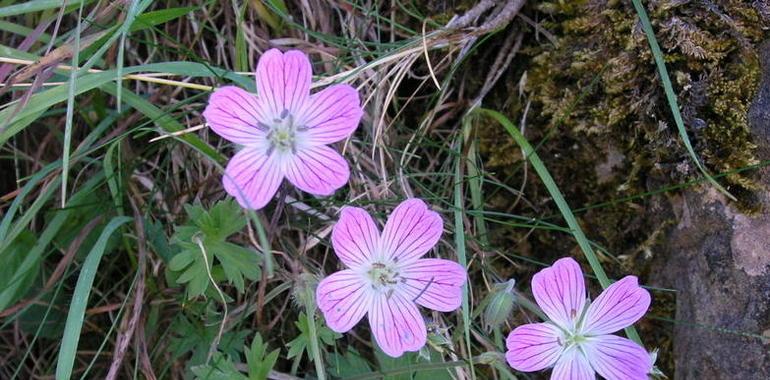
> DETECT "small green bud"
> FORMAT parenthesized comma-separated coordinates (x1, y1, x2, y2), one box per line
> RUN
(476, 351, 505, 365)
(483, 279, 517, 331)
(292, 272, 319, 310)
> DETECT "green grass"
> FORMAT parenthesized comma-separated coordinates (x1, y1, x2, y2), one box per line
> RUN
(0, 1, 765, 379)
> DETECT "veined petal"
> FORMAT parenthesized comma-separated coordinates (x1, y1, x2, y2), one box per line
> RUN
(398, 258, 466, 312)
(550, 346, 595, 380)
(222, 147, 283, 210)
(505, 323, 565, 372)
(581, 335, 652, 380)
(299, 84, 363, 145)
(283, 145, 350, 196)
(581, 276, 651, 335)
(380, 199, 443, 264)
(331, 207, 380, 268)
(316, 270, 372, 333)
(531, 258, 587, 331)
(368, 291, 427, 357)
(256, 49, 312, 117)
(203, 86, 269, 145)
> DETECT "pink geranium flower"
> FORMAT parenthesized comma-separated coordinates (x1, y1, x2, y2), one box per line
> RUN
(506, 258, 652, 380)
(316, 199, 467, 357)
(203, 49, 363, 209)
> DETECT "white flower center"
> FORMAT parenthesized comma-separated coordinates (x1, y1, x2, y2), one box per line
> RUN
(264, 109, 306, 154)
(366, 262, 403, 291)
(560, 332, 588, 348)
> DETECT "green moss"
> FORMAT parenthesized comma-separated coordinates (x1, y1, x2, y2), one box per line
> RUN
(480, 0, 768, 201)
(474, 0, 768, 289)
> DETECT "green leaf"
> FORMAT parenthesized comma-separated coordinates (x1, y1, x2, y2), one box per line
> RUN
(0, 174, 103, 310)
(0, 231, 38, 307)
(212, 242, 260, 293)
(146, 219, 175, 262)
(169, 200, 260, 298)
(192, 353, 248, 380)
(169, 315, 250, 369)
(0, 0, 86, 17)
(198, 200, 248, 240)
(245, 333, 280, 380)
(130, 7, 196, 33)
(55, 216, 132, 380)
(286, 313, 340, 361)
(328, 350, 372, 377)
(375, 349, 416, 380)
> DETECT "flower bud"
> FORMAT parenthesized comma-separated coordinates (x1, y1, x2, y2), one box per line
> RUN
(292, 272, 319, 310)
(483, 279, 517, 331)
(476, 351, 505, 365)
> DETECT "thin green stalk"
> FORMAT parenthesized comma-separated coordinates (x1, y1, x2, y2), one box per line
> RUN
(194, 236, 229, 364)
(301, 277, 326, 380)
(453, 136, 475, 379)
(247, 210, 274, 278)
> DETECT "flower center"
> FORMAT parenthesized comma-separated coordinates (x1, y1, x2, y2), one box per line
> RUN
(557, 330, 587, 350)
(264, 109, 306, 154)
(367, 262, 402, 291)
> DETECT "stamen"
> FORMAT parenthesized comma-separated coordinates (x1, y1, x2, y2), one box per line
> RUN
(265, 110, 300, 154)
(367, 261, 401, 291)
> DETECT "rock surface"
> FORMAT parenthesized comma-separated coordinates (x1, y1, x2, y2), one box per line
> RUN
(652, 40, 770, 379)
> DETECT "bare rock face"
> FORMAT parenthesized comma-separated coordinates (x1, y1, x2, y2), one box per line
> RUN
(653, 41, 770, 379)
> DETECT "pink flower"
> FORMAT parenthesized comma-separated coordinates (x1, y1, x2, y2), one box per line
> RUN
(506, 258, 652, 380)
(316, 199, 467, 357)
(203, 49, 363, 210)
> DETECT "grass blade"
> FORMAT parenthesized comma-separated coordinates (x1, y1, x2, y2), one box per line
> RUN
(55, 216, 132, 380)
(0, 0, 85, 18)
(479, 108, 642, 344)
(61, 0, 84, 206)
(630, 0, 734, 200)
(453, 136, 475, 379)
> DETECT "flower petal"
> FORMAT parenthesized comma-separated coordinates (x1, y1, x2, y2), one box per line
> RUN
(299, 84, 363, 145)
(531, 257, 587, 331)
(550, 347, 595, 380)
(203, 86, 270, 145)
(368, 291, 427, 357)
(505, 322, 565, 372)
(582, 335, 652, 380)
(581, 276, 651, 335)
(223, 147, 283, 210)
(256, 49, 312, 117)
(316, 270, 372, 333)
(380, 199, 443, 264)
(398, 258, 466, 312)
(284, 145, 350, 196)
(331, 207, 380, 268)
